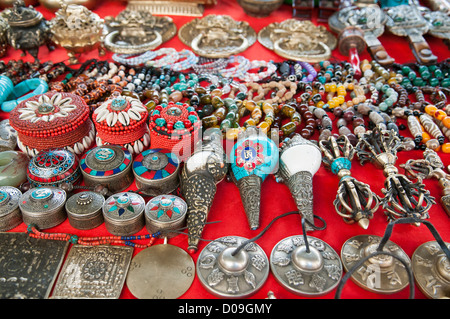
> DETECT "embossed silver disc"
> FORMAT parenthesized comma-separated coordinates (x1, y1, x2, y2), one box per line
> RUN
(196, 236, 269, 298)
(270, 235, 342, 296)
(412, 241, 450, 299)
(341, 234, 411, 294)
(51, 245, 133, 299)
(126, 244, 195, 299)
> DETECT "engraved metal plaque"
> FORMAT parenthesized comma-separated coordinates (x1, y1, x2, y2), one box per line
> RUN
(126, 244, 195, 299)
(412, 241, 450, 299)
(0, 232, 69, 299)
(270, 235, 342, 296)
(341, 234, 411, 294)
(196, 236, 270, 298)
(51, 245, 133, 299)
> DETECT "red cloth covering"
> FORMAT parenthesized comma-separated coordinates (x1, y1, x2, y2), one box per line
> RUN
(1, 0, 450, 300)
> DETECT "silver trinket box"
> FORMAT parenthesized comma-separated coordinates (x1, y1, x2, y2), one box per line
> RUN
(65, 191, 105, 230)
(0, 186, 22, 231)
(103, 192, 145, 236)
(144, 195, 187, 238)
(133, 148, 180, 196)
(19, 186, 67, 229)
(80, 145, 134, 193)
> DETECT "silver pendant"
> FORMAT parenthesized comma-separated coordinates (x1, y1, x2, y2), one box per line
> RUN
(65, 191, 105, 230)
(412, 240, 450, 299)
(133, 148, 181, 196)
(80, 145, 134, 193)
(340, 234, 411, 294)
(19, 186, 67, 229)
(144, 194, 187, 238)
(126, 243, 195, 299)
(270, 235, 342, 296)
(0, 186, 22, 231)
(102, 192, 145, 236)
(0, 232, 69, 299)
(51, 245, 133, 299)
(196, 236, 269, 298)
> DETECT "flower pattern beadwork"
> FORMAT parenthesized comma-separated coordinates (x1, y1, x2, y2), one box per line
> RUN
(17, 93, 76, 123)
(235, 140, 264, 172)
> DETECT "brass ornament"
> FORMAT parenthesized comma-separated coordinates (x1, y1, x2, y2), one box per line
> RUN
(412, 240, 450, 299)
(270, 235, 342, 296)
(104, 8, 176, 55)
(126, 243, 195, 299)
(0, 15, 8, 57)
(178, 14, 256, 58)
(257, 19, 337, 63)
(320, 135, 380, 229)
(355, 126, 435, 224)
(401, 148, 450, 217)
(340, 234, 411, 294)
(383, 4, 438, 64)
(126, 0, 217, 17)
(196, 236, 270, 298)
(49, 3, 105, 64)
(38, 0, 97, 11)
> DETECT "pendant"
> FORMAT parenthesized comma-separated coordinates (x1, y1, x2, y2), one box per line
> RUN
(126, 242, 195, 299)
(270, 235, 342, 296)
(51, 245, 133, 299)
(412, 240, 450, 299)
(196, 236, 269, 298)
(340, 234, 411, 294)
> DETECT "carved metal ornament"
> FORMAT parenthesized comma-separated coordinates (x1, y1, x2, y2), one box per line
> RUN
(51, 245, 133, 299)
(412, 240, 450, 299)
(320, 135, 380, 229)
(65, 191, 105, 230)
(178, 14, 256, 58)
(197, 236, 269, 298)
(257, 19, 337, 63)
(2, 0, 53, 60)
(420, 8, 450, 42)
(401, 148, 450, 217)
(328, 5, 395, 66)
(355, 126, 435, 224)
(229, 126, 279, 230)
(180, 128, 228, 253)
(126, 243, 195, 299)
(0, 232, 69, 299)
(383, 4, 438, 64)
(0, 15, 8, 57)
(126, 0, 217, 17)
(341, 234, 411, 294)
(49, 3, 105, 64)
(104, 8, 176, 54)
(275, 134, 322, 231)
(270, 235, 342, 296)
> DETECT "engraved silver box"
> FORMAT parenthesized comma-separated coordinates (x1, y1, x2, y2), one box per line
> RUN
(65, 191, 105, 230)
(103, 192, 145, 236)
(80, 145, 134, 193)
(19, 186, 67, 229)
(0, 186, 22, 231)
(144, 194, 187, 238)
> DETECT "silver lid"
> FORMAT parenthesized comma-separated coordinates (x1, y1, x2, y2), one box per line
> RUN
(0, 186, 21, 218)
(19, 187, 67, 216)
(65, 191, 105, 219)
(103, 192, 145, 225)
(80, 145, 133, 180)
(145, 195, 187, 236)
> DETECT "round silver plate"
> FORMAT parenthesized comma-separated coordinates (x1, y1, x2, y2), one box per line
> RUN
(341, 234, 411, 294)
(270, 235, 342, 296)
(412, 241, 450, 299)
(196, 236, 269, 298)
(126, 244, 195, 299)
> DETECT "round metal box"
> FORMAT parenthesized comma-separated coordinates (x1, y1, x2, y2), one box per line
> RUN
(133, 148, 180, 196)
(0, 186, 22, 231)
(103, 192, 145, 236)
(144, 195, 187, 238)
(65, 191, 105, 230)
(19, 186, 67, 229)
(27, 149, 81, 188)
(80, 145, 133, 193)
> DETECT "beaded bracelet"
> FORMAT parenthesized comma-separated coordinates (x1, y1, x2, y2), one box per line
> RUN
(219, 55, 251, 79)
(144, 48, 179, 68)
(192, 57, 229, 74)
(112, 51, 158, 66)
(171, 49, 199, 72)
(239, 60, 277, 82)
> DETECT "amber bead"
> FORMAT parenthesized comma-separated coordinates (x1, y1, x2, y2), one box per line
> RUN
(300, 128, 313, 139)
(281, 104, 296, 118)
(281, 121, 297, 136)
(441, 143, 450, 153)
(442, 116, 450, 129)
(211, 96, 224, 109)
(214, 107, 226, 120)
(202, 115, 218, 128)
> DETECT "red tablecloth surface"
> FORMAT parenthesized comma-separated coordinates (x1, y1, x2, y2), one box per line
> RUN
(1, 0, 449, 300)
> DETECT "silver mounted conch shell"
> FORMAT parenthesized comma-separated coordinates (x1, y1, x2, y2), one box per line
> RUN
(320, 135, 380, 229)
(355, 126, 435, 224)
